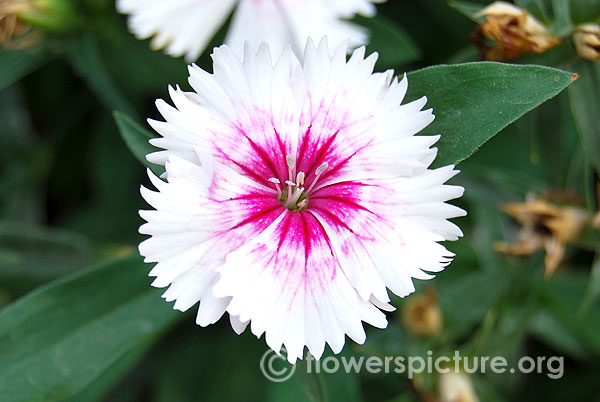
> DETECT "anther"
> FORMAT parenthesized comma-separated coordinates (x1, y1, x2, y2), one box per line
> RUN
(296, 172, 305, 186)
(305, 162, 329, 195)
(315, 162, 329, 176)
(268, 177, 282, 198)
(286, 155, 295, 171)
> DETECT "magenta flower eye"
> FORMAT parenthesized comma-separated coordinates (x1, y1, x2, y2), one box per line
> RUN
(138, 39, 465, 363)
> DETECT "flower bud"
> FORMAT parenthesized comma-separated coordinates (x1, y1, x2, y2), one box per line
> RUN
(572, 23, 600, 61)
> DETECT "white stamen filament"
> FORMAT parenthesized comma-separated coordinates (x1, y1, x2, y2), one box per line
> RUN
(286, 154, 295, 200)
(273, 156, 329, 211)
(304, 162, 328, 195)
(269, 177, 282, 198)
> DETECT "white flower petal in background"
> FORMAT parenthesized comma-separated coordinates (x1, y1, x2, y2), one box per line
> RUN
(117, 0, 385, 61)
(117, 0, 238, 62)
(139, 39, 465, 363)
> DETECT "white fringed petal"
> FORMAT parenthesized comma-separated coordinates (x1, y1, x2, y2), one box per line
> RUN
(139, 39, 465, 362)
(117, 0, 237, 62)
(212, 212, 388, 363)
(117, 0, 385, 61)
(139, 156, 284, 326)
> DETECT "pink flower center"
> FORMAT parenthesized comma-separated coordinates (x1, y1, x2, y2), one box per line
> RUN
(269, 155, 329, 212)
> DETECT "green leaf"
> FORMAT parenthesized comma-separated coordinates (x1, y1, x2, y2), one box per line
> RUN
(569, 0, 600, 24)
(0, 255, 180, 402)
(406, 62, 574, 167)
(113, 111, 162, 175)
(0, 223, 94, 298)
(269, 349, 363, 402)
(67, 33, 138, 119)
(356, 14, 421, 68)
(568, 60, 600, 174)
(0, 143, 52, 222)
(535, 272, 600, 356)
(72, 340, 154, 402)
(0, 46, 51, 91)
(580, 254, 600, 314)
(268, 375, 315, 402)
(528, 309, 589, 359)
(439, 268, 510, 338)
(295, 361, 326, 402)
(154, 330, 270, 402)
(315, 355, 363, 402)
(448, 0, 486, 22)
(472, 376, 511, 402)
(574, 223, 600, 252)
(97, 20, 188, 95)
(550, 0, 573, 36)
(514, 0, 552, 24)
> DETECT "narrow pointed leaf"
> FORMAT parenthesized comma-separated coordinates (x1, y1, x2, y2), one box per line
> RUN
(550, 0, 573, 36)
(113, 111, 162, 175)
(355, 14, 421, 68)
(568, 61, 600, 174)
(67, 34, 137, 119)
(0, 47, 51, 91)
(406, 62, 574, 167)
(295, 360, 325, 402)
(0, 223, 94, 298)
(0, 255, 180, 402)
(514, 0, 552, 24)
(448, 0, 486, 22)
(580, 255, 600, 314)
(528, 310, 588, 359)
(535, 273, 600, 356)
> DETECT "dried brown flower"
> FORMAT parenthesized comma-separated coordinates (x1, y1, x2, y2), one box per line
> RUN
(472, 1, 561, 61)
(0, 0, 42, 49)
(494, 195, 591, 277)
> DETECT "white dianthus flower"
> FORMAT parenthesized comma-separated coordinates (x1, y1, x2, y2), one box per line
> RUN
(117, 0, 384, 61)
(139, 39, 465, 363)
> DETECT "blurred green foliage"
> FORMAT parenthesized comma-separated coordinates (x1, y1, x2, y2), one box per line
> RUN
(0, 0, 599, 401)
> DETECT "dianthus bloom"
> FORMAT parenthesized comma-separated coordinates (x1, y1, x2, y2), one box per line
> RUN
(116, 0, 383, 61)
(139, 39, 465, 363)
